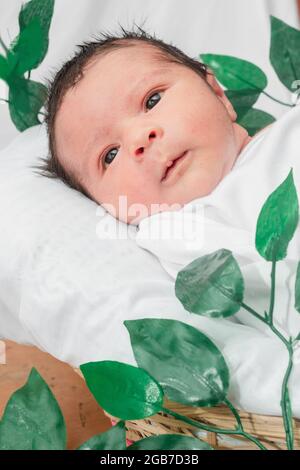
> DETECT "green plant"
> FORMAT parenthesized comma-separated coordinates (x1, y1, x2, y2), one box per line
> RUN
(201, 16, 300, 136)
(0, 0, 54, 131)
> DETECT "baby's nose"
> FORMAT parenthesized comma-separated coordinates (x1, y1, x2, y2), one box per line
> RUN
(130, 125, 163, 157)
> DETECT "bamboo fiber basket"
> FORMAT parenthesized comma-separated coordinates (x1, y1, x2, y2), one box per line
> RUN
(74, 369, 300, 450)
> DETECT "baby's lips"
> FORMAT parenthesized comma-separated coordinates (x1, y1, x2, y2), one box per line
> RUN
(161, 150, 187, 181)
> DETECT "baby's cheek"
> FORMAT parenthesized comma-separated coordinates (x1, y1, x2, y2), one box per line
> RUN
(196, 152, 228, 194)
(183, 109, 207, 137)
(125, 179, 144, 201)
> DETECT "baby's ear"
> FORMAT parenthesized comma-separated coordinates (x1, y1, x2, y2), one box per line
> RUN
(205, 68, 237, 121)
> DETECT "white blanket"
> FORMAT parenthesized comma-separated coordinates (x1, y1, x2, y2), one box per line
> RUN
(135, 105, 300, 417)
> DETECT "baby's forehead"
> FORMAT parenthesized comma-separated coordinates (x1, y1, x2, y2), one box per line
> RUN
(84, 41, 175, 78)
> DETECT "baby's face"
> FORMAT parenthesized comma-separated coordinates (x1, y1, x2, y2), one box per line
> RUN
(55, 43, 250, 225)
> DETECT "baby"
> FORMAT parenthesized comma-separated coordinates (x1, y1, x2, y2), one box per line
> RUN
(38, 27, 254, 226)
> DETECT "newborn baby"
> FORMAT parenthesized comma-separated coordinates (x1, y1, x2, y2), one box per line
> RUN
(39, 28, 254, 225)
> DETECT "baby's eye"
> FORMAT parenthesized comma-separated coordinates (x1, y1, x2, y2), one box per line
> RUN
(103, 147, 118, 167)
(145, 91, 162, 110)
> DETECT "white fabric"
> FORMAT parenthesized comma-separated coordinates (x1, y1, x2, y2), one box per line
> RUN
(136, 105, 300, 417)
(0, 0, 299, 149)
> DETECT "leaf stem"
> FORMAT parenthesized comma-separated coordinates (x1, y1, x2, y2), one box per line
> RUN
(161, 406, 267, 450)
(239, 300, 267, 324)
(264, 261, 294, 450)
(223, 397, 244, 430)
(237, 260, 294, 449)
(261, 90, 295, 107)
(222, 397, 270, 449)
(280, 340, 294, 450)
(268, 260, 276, 324)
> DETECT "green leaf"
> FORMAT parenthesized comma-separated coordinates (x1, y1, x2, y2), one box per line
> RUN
(236, 108, 276, 136)
(225, 89, 260, 119)
(255, 170, 299, 261)
(295, 262, 300, 313)
(295, 332, 300, 341)
(0, 54, 10, 81)
(127, 434, 214, 450)
(0, 50, 19, 82)
(80, 361, 164, 420)
(5, 51, 19, 79)
(200, 53, 267, 91)
(175, 249, 244, 318)
(19, 0, 54, 31)
(125, 319, 229, 407)
(8, 77, 47, 131)
(18, 0, 54, 67)
(0, 368, 66, 450)
(11, 18, 45, 75)
(77, 421, 127, 450)
(270, 16, 300, 92)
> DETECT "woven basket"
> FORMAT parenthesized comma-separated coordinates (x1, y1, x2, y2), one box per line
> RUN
(74, 369, 300, 450)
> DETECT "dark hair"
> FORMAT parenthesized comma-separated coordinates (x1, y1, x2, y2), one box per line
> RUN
(33, 24, 209, 200)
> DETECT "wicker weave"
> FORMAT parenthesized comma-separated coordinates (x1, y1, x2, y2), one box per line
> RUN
(104, 399, 300, 450)
(74, 369, 300, 450)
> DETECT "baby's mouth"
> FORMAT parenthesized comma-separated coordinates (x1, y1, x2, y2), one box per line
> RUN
(161, 151, 188, 181)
